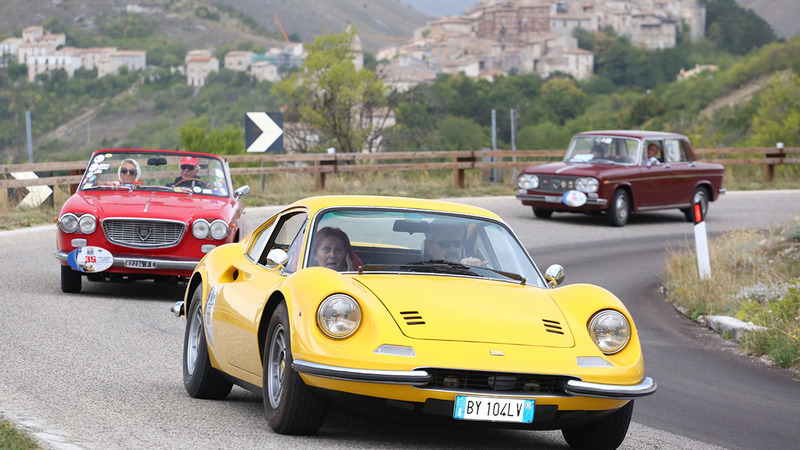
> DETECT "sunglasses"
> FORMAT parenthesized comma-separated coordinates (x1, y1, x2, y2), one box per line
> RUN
(435, 240, 463, 249)
(120, 168, 137, 175)
(180, 164, 196, 170)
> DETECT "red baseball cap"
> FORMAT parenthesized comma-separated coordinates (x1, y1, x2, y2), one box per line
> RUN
(180, 156, 199, 166)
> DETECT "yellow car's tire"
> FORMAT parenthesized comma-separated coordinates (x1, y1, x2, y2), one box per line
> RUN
(183, 285, 233, 399)
(561, 400, 633, 450)
(263, 301, 327, 435)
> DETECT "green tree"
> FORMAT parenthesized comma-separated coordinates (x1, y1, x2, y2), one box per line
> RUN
(702, 0, 776, 55)
(540, 78, 587, 125)
(272, 28, 387, 153)
(431, 116, 485, 150)
(179, 117, 243, 155)
(750, 73, 800, 147)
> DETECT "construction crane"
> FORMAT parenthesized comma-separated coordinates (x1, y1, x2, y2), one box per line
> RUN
(273, 13, 289, 42)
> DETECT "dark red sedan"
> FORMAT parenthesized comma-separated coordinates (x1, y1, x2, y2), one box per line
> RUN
(516, 131, 725, 226)
(54, 149, 250, 293)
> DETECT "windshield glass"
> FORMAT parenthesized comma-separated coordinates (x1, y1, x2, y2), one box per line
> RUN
(564, 136, 640, 165)
(78, 151, 230, 197)
(306, 208, 545, 287)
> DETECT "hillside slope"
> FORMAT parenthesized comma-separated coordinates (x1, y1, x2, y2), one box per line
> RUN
(0, 0, 430, 52)
(213, 0, 430, 50)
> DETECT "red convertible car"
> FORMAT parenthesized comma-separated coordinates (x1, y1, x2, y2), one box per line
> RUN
(54, 149, 250, 293)
(516, 131, 725, 226)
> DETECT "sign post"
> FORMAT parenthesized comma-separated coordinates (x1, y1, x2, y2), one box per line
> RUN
(693, 202, 711, 280)
(245, 112, 284, 153)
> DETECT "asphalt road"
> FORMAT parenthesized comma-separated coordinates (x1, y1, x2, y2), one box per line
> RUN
(1, 190, 799, 449)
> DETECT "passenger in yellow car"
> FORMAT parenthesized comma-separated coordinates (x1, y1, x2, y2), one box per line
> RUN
(424, 219, 484, 266)
(310, 227, 361, 271)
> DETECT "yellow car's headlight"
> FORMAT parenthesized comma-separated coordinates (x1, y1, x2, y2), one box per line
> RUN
(588, 310, 630, 354)
(317, 294, 361, 338)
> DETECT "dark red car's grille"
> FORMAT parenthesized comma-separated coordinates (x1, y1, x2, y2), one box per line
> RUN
(538, 176, 577, 193)
(102, 218, 186, 249)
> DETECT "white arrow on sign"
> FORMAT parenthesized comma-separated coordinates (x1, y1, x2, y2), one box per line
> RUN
(10, 171, 53, 208)
(246, 112, 283, 153)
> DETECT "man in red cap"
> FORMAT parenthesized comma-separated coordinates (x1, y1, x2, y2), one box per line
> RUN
(169, 156, 206, 188)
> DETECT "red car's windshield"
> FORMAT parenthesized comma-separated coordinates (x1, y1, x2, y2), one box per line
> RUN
(78, 151, 230, 197)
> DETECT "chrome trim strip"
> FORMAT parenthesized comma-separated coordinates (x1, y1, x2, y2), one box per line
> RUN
(292, 359, 431, 386)
(564, 376, 656, 399)
(54, 250, 199, 271)
(515, 193, 608, 206)
(637, 203, 690, 211)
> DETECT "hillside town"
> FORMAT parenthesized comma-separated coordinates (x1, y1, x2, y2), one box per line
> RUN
(0, 0, 706, 89)
(0, 23, 303, 87)
(377, 0, 706, 90)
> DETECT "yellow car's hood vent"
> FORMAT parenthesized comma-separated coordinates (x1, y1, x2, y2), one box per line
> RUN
(357, 275, 575, 348)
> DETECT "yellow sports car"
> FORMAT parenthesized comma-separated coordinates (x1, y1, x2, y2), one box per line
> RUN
(172, 195, 655, 450)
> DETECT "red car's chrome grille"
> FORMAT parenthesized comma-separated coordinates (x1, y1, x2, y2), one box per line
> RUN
(102, 218, 186, 249)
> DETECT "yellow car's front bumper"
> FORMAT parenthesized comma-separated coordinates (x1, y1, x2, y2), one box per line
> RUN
(293, 359, 656, 399)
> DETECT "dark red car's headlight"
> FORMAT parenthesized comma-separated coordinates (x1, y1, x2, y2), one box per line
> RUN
(517, 174, 539, 189)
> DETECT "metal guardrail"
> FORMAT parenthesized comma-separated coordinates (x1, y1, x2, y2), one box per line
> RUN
(1, 147, 798, 190)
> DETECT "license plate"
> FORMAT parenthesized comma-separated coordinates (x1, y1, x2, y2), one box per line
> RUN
(453, 395, 534, 423)
(125, 259, 157, 269)
(544, 195, 561, 203)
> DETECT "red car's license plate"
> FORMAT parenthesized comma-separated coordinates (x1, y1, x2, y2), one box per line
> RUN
(125, 259, 156, 269)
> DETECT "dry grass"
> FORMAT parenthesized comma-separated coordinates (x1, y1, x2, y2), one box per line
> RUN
(664, 219, 800, 370)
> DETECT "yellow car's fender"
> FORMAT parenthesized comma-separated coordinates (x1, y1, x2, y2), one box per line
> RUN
(547, 283, 646, 384)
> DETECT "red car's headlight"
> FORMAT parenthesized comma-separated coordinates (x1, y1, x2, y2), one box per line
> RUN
(78, 214, 97, 234)
(60, 213, 95, 234)
(192, 219, 210, 239)
(209, 220, 228, 240)
(59, 213, 79, 233)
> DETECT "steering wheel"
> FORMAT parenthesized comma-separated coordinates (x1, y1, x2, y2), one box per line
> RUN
(174, 178, 208, 188)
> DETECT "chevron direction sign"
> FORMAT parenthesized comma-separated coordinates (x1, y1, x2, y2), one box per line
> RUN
(9, 171, 53, 208)
(245, 112, 283, 153)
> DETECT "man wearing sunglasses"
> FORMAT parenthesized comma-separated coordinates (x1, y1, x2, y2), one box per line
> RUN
(169, 156, 207, 189)
(424, 219, 485, 266)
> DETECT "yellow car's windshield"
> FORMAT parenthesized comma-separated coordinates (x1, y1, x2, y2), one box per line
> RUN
(307, 208, 545, 286)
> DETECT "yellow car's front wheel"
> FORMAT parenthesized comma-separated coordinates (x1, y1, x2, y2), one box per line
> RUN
(263, 301, 327, 435)
(561, 400, 634, 450)
(183, 284, 232, 399)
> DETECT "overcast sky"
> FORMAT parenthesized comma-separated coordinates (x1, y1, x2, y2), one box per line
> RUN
(399, 0, 474, 18)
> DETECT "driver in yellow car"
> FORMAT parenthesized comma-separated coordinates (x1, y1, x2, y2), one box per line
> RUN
(170, 156, 205, 188)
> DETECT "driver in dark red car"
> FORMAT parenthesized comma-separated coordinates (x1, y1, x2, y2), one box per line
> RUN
(170, 156, 206, 189)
